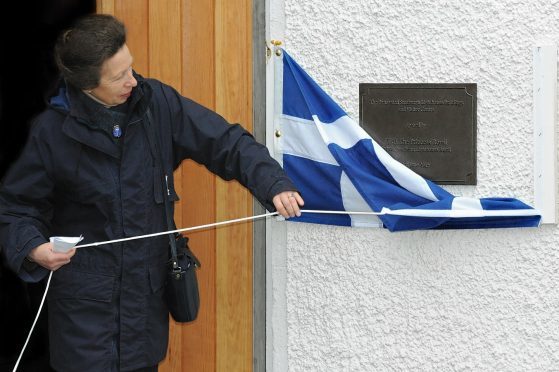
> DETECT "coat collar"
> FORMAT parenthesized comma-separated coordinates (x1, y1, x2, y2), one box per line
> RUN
(62, 115, 122, 158)
(52, 73, 152, 158)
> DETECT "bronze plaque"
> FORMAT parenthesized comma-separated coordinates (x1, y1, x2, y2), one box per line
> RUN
(359, 83, 477, 185)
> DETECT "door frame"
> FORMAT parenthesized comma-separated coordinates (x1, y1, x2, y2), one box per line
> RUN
(252, 0, 267, 370)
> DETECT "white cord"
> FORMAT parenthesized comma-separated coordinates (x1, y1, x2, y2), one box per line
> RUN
(75, 211, 281, 249)
(12, 270, 53, 372)
(74, 209, 385, 249)
(70, 207, 541, 250)
(13, 206, 536, 370)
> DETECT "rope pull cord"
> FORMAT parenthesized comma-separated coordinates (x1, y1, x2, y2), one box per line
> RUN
(74, 209, 384, 249)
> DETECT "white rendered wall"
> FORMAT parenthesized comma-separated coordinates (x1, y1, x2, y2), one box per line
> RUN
(269, 1, 559, 371)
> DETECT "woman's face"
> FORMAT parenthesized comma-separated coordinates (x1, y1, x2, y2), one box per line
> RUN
(90, 44, 137, 106)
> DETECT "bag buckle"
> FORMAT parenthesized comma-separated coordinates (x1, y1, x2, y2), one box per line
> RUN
(171, 260, 183, 279)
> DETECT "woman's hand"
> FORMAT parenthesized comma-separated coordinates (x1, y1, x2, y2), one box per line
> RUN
(272, 191, 304, 219)
(28, 242, 76, 271)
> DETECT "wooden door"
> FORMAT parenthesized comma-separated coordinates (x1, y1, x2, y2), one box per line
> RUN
(97, 1, 254, 370)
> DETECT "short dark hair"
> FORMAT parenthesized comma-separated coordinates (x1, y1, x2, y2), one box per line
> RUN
(55, 14, 126, 90)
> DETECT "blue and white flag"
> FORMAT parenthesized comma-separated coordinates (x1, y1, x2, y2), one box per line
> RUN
(276, 49, 541, 232)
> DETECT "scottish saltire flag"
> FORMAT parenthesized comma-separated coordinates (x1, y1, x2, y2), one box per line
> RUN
(277, 49, 541, 232)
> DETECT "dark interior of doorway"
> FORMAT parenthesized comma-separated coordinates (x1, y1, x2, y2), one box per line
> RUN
(0, 1, 95, 370)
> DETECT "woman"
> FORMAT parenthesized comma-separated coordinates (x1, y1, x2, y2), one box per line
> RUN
(0, 14, 303, 371)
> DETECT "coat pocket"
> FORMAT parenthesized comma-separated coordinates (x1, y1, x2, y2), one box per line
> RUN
(49, 268, 115, 302)
(47, 268, 117, 371)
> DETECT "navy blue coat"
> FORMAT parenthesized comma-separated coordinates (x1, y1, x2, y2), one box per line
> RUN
(0, 74, 296, 371)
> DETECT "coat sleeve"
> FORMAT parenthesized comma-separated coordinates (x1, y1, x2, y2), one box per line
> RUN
(153, 81, 297, 212)
(0, 126, 53, 282)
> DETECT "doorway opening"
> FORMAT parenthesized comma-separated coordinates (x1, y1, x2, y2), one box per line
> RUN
(0, 1, 95, 370)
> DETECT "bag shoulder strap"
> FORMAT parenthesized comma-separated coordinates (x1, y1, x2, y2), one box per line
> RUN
(144, 108, 180, 265)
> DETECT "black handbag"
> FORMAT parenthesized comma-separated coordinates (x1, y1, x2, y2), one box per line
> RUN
(145, 108, 201, 323)
(164, 231, 201, 323)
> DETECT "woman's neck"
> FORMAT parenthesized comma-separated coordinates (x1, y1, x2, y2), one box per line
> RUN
(82, 90, 116, 108)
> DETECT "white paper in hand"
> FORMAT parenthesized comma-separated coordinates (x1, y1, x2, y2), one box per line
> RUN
(50, 236, 84, 253)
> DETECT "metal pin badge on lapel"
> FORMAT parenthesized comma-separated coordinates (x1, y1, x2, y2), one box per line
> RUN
(112, 124, 122, 138)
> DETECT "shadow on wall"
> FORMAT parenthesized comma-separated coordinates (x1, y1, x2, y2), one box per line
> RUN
(0, 1, 95, 370)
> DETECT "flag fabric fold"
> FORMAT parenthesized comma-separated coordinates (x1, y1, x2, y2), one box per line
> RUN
(277, 49, 541, 232)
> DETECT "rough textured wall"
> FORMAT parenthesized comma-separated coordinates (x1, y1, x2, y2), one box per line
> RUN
(280, 1, 559, 371)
